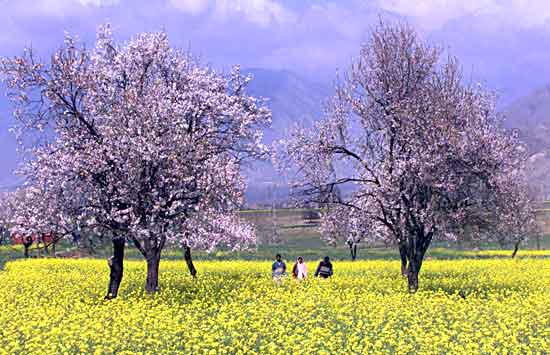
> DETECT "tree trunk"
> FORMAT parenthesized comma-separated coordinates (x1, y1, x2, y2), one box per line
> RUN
(105, 238, 125, 300)
(145, 250, 161, 294)
(511, 240, 521, 258)
(399, 243, 408, 277)
(536, 234, 541, 250)
(405, 230, 432, 293)
(347, 241, 358, 261)
(87, 236, 95, 255)
(132, 233, 166, 294)
(41, 235, 49, 255)
(23, 242, 31, 258)
(52, 241, 57, 257)
(184, 245, 197, 277)
(36, 239, 41, 258)
(407, 254, 423, 293)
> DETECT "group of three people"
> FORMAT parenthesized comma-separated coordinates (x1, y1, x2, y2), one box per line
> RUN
(271, 254, 333, 280)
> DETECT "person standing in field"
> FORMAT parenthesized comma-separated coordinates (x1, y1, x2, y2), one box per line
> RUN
(315, 256, 333, 278)
(272, 254, 287, 280)
(292, 256, 308, 279)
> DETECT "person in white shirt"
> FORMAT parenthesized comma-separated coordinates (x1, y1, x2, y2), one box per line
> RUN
(292, 256, 308, 279)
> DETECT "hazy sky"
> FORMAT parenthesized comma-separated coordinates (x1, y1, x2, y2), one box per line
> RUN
(2, 0, 550, 189)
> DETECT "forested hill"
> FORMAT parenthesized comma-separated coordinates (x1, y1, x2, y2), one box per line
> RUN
(504, 85, 550, 152)
(504, 85, 550, 199)
(242, 68, 331, 205)
(244, 68, 331, 143)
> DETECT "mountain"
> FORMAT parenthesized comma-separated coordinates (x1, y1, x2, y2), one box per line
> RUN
(241, 68, 332, 206)
(430, 13, 550, 105)
(243, 74, 550, 203)
(244, 68, 332, 143)
(504, 85, 550, 152)
(504, 85, 550, 199)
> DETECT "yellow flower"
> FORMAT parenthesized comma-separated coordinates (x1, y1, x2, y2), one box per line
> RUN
(0, 257, 549, 354)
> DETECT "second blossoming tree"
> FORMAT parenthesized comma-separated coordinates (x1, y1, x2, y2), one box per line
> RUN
(277, 22, 535, 292)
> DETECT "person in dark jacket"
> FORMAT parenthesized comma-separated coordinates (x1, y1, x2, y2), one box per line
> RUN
(314, 256, 333, 278)
(272, 253, 287, 279)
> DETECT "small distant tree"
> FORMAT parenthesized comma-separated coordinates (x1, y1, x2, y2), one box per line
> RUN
(6, 185, 84, 257)
(2, 191, 36, 257)
(1, 25, 270, 296)
(0, 193, 12, 245)
(278, 22, 533, 292)
(493, 188, 539, 258)
(320, 209, 380, 261)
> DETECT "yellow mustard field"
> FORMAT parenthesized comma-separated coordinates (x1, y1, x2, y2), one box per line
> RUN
(1, 257, 550, 355)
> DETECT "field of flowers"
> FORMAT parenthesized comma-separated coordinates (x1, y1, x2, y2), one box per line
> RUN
(1, 256, 550, 354)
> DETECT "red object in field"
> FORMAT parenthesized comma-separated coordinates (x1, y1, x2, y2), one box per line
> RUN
(11, 232, 54, 244)
(10, 232, 27, 244)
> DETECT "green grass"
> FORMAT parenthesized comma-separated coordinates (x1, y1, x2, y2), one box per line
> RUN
(0, 244, 23, 269)
(4, 208, 550, 265)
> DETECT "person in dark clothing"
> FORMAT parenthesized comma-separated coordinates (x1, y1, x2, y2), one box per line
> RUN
(315, 256, 333, 278)
(272, 253, 287, 279)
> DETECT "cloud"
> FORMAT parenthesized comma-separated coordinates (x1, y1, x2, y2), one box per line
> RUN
(2, 0, 120, 18)
(168, 0, 208, 15)
(169, 0, 296, 26)
(77, 0, 120, 6)
(377, 0, 550, 29)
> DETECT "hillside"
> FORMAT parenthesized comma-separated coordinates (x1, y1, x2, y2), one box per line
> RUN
(242, 70, 550, 204)
(504, 85, 550, 152)
(244, 68, 331, 143)
(504, 85, 550, 199)
(242, 68, 332, 204)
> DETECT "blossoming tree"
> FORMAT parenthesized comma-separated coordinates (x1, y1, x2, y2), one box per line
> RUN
(0, 192, 14, 246)
(6, 185, 84, 257)
(278, 22, 535, 292)
(1, 25, 270, 296)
